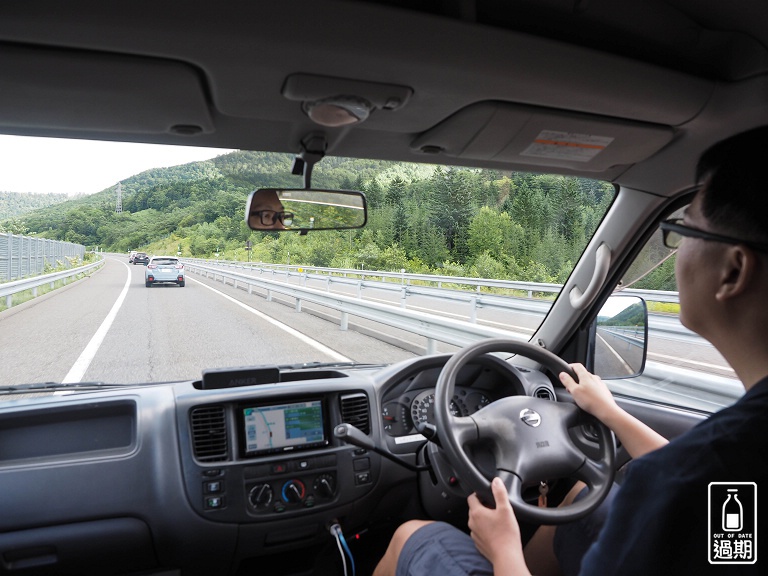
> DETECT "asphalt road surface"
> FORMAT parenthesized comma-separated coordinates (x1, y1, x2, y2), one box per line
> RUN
(0, 256, 416, 386)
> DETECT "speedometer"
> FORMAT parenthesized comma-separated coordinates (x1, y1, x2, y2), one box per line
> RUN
(410, 390, 463, 432)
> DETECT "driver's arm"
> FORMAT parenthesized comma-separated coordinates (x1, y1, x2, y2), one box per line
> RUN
(560, 363, 668, 459)
(467, 478, 532, 576)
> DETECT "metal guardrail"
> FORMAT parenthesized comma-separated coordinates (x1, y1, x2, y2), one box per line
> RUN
(186, 259, 692, 338)
(0, 258, 104, 308)
(185, 262, 528, 354)
(185, 260, 699, 355)
(190, 259, 563, 296)
(187, 258, 680, 303)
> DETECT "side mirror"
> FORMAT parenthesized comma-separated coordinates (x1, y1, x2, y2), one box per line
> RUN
(245, 188, 367, 232)
(590, 295, 648, 379)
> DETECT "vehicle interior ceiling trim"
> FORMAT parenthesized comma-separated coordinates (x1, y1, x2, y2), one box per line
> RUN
(281, 73, 413, 112)
(409, 101, 675, 173)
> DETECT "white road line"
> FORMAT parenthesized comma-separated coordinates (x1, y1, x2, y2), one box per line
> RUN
(190, 276, 350, 362)
(596, 332, 633, 373)
(648, 351, 734, 373)
(365, 296, 536, 333)
(62, 259, 131, 384)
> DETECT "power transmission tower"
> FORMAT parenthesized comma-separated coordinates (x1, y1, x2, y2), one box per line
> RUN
(115, 182, 123, 213)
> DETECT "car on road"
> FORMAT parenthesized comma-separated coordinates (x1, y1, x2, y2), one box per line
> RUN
(128, 250, 137, 263)
(0, 2, 765, 576)
(145, 256, 185, 287)
(132, 252, 150, 265)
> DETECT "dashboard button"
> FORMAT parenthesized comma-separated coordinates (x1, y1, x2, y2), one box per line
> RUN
(353, 458, 370, 471)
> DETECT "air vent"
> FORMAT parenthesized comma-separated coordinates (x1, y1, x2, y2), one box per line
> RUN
(340, 393, 370, 435)
(533, 387, 555, 401)
(190, 405, 228, 462)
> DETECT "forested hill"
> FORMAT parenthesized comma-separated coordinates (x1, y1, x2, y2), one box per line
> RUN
(0, 191, 69, 224)
(3, 149, 651, 287)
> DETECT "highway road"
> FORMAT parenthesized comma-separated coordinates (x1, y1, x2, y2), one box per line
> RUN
(0, 256, 416, 387)
(0, 255, 735, 394)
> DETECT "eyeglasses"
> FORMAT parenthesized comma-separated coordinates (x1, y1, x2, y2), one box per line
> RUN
(250, 210, 294, 227)
(659, 218, 768, 253)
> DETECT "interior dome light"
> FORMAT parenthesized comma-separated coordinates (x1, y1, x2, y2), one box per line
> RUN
(304, 96, 372, 127)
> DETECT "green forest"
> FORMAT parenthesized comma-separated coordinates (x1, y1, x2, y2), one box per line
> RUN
(0, 150, 676, 288)
(0, 191, 69, 224)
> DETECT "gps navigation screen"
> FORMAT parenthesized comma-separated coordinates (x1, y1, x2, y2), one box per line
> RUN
(242, 400, 326, 455)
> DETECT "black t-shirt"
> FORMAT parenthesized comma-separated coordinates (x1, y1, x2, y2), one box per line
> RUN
(580, 377, 768, 575)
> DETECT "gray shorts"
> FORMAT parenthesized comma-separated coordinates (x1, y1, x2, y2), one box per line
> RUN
(395, 484, 619, 576)
(395, 521, 492, 576)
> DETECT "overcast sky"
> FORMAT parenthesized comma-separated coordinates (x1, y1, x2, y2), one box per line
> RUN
(0, 135, 234, 196)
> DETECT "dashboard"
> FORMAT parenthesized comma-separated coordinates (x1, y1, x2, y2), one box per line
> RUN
(0, 353, 555, 575)
(378, 354, 555, 446)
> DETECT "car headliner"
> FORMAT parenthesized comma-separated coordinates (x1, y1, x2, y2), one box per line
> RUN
(1, 0, 766, 198)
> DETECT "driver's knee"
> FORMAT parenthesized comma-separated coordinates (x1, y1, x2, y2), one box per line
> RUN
(391, 520, 435, 554)
(374, 520, 434, 576)
(560, 481, 587, 507)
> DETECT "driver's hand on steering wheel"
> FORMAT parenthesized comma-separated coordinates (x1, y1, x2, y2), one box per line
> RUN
(468, 477, 532, 575)
(559, 363, 619, 423)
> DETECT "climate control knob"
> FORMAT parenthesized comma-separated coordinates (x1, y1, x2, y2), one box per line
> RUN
(313, 474, 336, 498)
(282, 480, 306, 503)
(248, 483, 273, 509)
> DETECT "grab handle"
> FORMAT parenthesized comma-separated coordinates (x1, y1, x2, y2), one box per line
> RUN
(569, 243, 612, 310)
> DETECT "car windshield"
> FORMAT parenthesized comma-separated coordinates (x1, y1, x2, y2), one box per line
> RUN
(0, 137, 614, 387)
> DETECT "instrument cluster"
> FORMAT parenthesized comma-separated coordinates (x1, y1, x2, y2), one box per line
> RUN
(381, 386, 492, 437)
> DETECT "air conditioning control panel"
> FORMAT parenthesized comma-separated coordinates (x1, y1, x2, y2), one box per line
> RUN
(187, 447, 377, 523)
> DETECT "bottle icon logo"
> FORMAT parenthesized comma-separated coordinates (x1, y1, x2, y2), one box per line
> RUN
(709, 482, 756, 565)
(721, 489, 743, 532)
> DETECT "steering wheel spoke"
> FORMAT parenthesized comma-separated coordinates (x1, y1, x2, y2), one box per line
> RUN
(450, 415, 479, 446)
(433, 338, 616, 524)
(577, 453, 613, 487)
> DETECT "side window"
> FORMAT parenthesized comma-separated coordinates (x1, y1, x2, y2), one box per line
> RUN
(603, 207, 743, 413)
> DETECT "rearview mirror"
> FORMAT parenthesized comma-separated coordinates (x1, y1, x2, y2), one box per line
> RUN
(245, 188, 367, 232)
(590, 295, 648, 379)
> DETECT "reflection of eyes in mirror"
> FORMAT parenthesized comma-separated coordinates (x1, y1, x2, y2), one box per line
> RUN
(248, 190, 292, 230)
(245, 188, 367, 232)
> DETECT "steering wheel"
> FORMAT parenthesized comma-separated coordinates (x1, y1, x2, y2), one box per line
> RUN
(434, 338, 615, 524)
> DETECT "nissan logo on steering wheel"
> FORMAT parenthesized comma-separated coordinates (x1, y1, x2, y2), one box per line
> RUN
(520, 408, 542, 427)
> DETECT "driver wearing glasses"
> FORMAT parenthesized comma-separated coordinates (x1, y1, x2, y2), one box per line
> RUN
(248, 189, 294, 230)
(661, 216, 768, 253)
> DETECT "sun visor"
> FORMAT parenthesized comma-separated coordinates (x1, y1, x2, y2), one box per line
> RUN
(411, 102, 674, 172)
(0, 46, 214, 136)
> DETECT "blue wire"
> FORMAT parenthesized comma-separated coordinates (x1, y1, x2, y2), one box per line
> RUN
(337, 529, 356, 576)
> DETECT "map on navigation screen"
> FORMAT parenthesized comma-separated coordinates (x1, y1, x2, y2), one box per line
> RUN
(243, 400, 325, 454)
